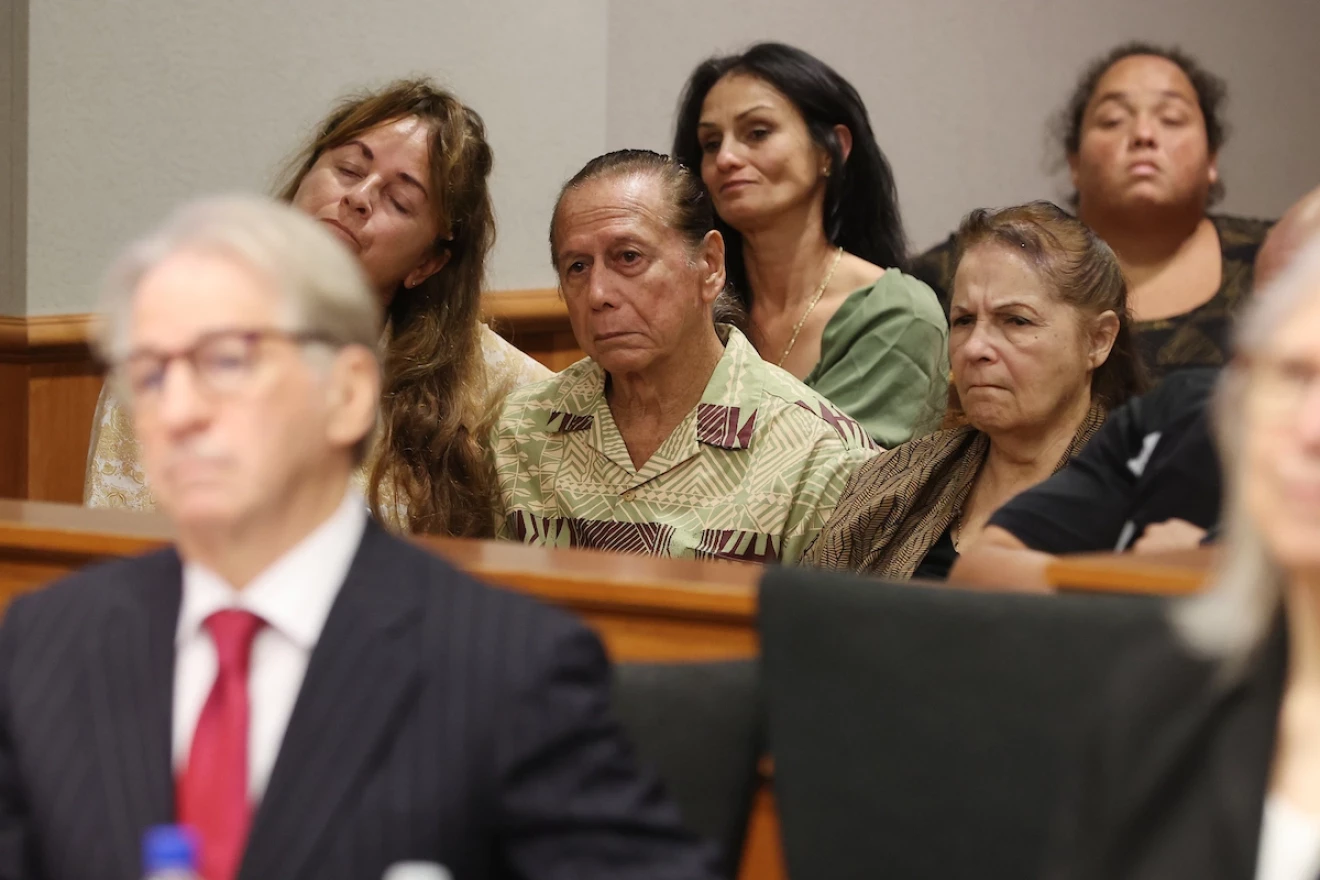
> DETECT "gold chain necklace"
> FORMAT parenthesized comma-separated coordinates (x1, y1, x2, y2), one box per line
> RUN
(777, 246, 844, 367)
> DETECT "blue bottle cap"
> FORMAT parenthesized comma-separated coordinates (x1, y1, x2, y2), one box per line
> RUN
(143, 825, 198, 873)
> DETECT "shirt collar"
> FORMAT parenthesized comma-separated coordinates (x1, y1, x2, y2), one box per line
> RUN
(545, 325, 765, 452)
(694, 326, 765, 450)
(177, 489, 368, 652)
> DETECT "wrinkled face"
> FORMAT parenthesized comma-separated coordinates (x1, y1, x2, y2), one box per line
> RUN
(1242, 276, 1320, 575)
(124, 250, 350, 534)
(1070, 54, 1218, 215)
(552, 173, 724, 378)
(697, 73, 827, 232)
(292, 116, 447, 303)
(949, 244, 1105, 435)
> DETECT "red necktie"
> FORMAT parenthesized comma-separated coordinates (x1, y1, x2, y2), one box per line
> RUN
(178, 609, 265, 880)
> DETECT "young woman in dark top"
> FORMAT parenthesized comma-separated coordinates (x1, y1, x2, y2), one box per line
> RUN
(912, 42, 1273, 378)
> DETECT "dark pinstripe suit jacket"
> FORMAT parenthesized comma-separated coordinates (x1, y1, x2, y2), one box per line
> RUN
(0, 520, 719, 880)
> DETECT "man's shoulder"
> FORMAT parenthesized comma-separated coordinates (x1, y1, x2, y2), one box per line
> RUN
(502, 358, 595, 411)
(496, 358, 602, 441)
(367, 527, 590, 651)
(752, 362, 878, 453)
(2, 547, 182, 643)
(19, 547, 179, 610)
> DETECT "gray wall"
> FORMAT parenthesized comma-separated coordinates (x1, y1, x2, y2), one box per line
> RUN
(607, 0, 1320, 252)
(21, 0, 605, 315)
(8, 0, 1319, 315)
(1, 0, 27, 316)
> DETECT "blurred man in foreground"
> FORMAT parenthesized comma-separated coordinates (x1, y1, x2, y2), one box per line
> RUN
(0, 196, 717, 880)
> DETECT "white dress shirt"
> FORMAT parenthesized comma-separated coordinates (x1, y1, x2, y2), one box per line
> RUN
(1256, 796, 1320, 880)
(173, 490, 368, 800)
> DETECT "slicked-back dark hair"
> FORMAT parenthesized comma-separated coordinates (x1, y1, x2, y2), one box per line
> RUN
(549, 149, 713, 261)
(1054, 41, 1229, 205)
(672, 42, 907, 306)
(549, 149, 746, 327)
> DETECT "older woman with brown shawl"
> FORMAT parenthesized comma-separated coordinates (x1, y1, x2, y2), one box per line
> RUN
(805, 202, 1146, 579)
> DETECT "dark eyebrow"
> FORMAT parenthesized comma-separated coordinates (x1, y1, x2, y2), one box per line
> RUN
(396, 172, 429, 200)
(1091, 92, 1133, 111)
(993, 300, 1042, 316)
(950, 300, 1041, 316)
(1093, 90, 1194, 110)
(341, 140, 429, 200)
(1156, 91, 1195, 107)
(697, 104, 775, 129)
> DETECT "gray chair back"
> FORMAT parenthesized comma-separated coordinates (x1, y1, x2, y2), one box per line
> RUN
(760, 569, 1167, 880)
(612, 660, 763, 879)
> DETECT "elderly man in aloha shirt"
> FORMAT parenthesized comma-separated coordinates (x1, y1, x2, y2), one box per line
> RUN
(492, 150, 878, 564)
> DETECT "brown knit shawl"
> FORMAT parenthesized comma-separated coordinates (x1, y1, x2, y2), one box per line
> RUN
(805, 405, 1107, 578)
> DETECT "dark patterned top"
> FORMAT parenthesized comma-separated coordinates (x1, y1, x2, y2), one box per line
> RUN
(909, 214, 1274, 379)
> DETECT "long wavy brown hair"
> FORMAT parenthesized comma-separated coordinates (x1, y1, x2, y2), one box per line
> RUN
(275, 78, 499, 536)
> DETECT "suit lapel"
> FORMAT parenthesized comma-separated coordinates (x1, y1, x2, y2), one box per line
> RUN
(86, 551, 181, 880)
(1207, 625, 1285, 879)
(1108, 624, 1284, 879)
(240, 523, 424, 880)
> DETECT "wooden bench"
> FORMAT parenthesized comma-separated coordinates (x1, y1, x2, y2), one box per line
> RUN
(1045, 546, 1214, 595)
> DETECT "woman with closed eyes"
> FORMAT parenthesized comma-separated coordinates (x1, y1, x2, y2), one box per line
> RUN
(913, 43, 1273, 379)
(85, 78, 550, 535)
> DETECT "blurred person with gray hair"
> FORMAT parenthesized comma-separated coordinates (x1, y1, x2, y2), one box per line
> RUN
(0, 195, 720, 880)
(1047, 232, 1320, 880)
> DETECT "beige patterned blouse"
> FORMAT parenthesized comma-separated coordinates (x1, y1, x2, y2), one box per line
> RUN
(84, 325, 553, 513)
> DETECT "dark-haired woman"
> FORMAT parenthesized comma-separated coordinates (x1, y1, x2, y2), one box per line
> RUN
(85, 78, 551, 535)
(673, 42, 948, 448)
(913, 43, 1273, 378)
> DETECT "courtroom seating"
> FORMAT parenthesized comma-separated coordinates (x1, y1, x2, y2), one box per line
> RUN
(759, 570, 1167, 880)
(612, 660, 763, 879)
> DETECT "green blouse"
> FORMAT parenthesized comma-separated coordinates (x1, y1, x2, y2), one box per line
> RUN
(803, 270, 949, 448)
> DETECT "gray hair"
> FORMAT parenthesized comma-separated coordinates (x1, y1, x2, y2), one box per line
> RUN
(1174, 239, 1320, 671)
(96, 194, 383, 460)
(96, 194, 381, 363)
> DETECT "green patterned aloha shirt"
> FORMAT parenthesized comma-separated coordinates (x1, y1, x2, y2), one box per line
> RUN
(491, 326, 879, 564)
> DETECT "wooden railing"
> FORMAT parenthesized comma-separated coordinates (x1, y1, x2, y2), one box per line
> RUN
(0, 289, 582, 505)
(0, 499, 778, 880)
(0, 498, 1221, 880)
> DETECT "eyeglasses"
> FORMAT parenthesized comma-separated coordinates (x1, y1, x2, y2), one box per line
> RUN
(112, 328, 337, 404)
(1245, 355, 1320, 423)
